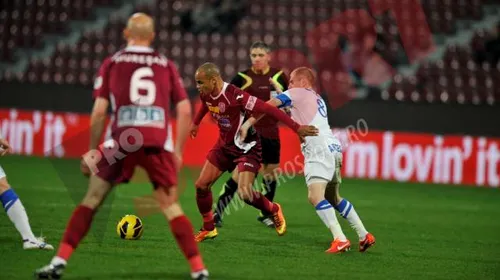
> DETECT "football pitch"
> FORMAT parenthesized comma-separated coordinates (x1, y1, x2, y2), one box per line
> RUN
(0, 156, 499, 279)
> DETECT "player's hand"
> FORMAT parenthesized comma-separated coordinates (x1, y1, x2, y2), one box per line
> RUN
(0, 138, 12, 156)
(80, 158, 91, 177)
(269, 78, 283, 93)
(190, 124, 199, 139)
(297, 125, 319, 138)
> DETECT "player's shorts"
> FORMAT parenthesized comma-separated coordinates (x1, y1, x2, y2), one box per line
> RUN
(303, 139, 343, 186)
(0, 165, 5, 179)
(207, 140, 262, 174)
(260, 136, 280, 165)
(93, 146, 177, 189)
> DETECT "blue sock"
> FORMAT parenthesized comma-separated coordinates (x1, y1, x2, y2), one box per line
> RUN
(0, 189, 19, 212)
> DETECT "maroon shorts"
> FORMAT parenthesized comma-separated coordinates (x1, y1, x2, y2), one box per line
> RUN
(206, 140, 262, 174)
(93, 146, 177, 189)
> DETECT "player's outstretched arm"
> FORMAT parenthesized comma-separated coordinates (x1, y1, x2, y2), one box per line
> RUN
(247, 96, 318, 138)
(175, 99, 192, 168)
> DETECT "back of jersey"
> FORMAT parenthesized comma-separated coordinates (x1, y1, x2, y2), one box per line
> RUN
(93, 46, 187, 150)
(281, 88, 331, 136)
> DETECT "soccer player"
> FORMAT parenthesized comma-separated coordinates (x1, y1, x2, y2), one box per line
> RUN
(190, 62, 318, 242)
(239, 67, 376, 253)
(213, 41, 288, 228)
(35, 13, 209, 280)
(0, 137, 54, 250)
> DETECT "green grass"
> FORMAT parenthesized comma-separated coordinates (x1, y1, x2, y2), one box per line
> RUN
(0, 155, 499, 279)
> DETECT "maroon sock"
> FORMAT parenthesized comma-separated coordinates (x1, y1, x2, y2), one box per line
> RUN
(57, 205, 95, 260)
(195, 188, 214, 230)
(169, 215, 205, 272)
(244, 191, 275, 214)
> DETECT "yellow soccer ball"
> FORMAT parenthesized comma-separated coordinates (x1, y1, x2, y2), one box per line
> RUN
(116, 214, 144, 240)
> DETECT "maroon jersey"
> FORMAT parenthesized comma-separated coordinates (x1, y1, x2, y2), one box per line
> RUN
(93, 46, 187, 150)
(230, 67, 288, 139)
(193, 83, 300, 154)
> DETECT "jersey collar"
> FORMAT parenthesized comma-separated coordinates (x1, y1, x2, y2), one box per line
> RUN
(210, 82, 229, 100)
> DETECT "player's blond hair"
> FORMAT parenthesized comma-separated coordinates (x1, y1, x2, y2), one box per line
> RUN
(291, 67, 316, 87)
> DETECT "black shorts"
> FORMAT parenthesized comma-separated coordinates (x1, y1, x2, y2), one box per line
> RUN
(260, 136, 280, 164)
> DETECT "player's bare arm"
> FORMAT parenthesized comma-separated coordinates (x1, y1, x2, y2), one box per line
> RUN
(175, 99, 192, 169)
(191, 102, 209, 139)
(81, 97, 109, 176)
(239, 97, 317, 142)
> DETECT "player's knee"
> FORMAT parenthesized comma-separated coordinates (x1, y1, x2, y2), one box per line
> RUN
(0, 177, 10, 193)
(155, 187, 178, 210)
(81, 189, 106, 209)
(195, 177, 211, 192)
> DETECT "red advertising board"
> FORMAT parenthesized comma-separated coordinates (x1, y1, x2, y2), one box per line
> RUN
(1, 109, 498, 188)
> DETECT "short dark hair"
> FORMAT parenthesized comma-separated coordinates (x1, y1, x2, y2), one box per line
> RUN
(250, 41, 270, 52)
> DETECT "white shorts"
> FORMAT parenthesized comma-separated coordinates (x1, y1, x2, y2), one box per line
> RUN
(0, 165, 5, 179)
(302, 140, 343, 186)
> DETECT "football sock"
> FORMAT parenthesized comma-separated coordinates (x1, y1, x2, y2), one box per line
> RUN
(215, 178, 238, 217)
(315, 200, 347, 241)
(196, 188, 214, 231)
(243, 191, 276, 214)
(334, 199, 368, 240)
(55, 205, 95, 261)
(169, 215, 205, 273)
(0, 189, 37, 241)
(263, 179, 277, 202)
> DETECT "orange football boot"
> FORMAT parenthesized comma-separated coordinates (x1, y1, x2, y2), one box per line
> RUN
(325, 239, 351, 254)
(272, 203, 286, 236)
(359, 233, 376, 252)
(194, 228, 218, 242)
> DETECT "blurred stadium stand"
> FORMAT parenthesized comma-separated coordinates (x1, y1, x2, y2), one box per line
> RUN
(1, 0, 500, 107)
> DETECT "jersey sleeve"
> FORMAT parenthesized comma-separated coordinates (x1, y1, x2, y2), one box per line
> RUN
(231, 86, 300, 132)
(275, 91, 292, 108)
(168, 61, 188, 105)
(92, 57, 112, 100)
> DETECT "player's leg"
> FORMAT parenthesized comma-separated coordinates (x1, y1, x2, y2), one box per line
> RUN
(34, 175, 114, 279)
(0, 165, 53, 250)
(326, 181, 375, 252)
(307, 178, 350, 253)
(236, 162, 286, 236)
(35, 147, 128, 279)
(260, 137, 281, 203)
(213, 168, 238, 227)
(257, 163, 279, 227)
(154, 186, 208, 279)
(143, 148, 208, 279)
(325, 152, 375, 251)
(194, 154, 226, 242)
